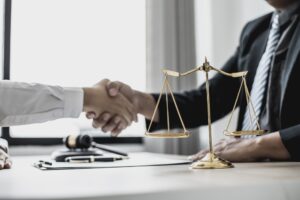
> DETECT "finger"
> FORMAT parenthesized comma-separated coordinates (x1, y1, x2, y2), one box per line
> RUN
(101, 116, 121, 133)
(107, 81, 137, 122)
(188, 154, 202, 162)
(130, 102, 138, 123)
(116, 105, 133, 125)
(111, 129, 122, 137)
(115, 121, 127, 132)
(118, 121, 127, 130)
(0, 150, 7, 169)
(111, 127, 124, 137)
(92, 112, 111, 129)
(188, 150, 208, 161)
(214, 150, 222, 157)
(111, 125, 121, 137)
(86, 112, 96, 119)
(214, 142, 223, 151)
(196, 151, 209, 161)
(107, 81, 121, 97)
(111, 121, 127, 137)
(214, 138, 226, 147)
(214, 139, 227, 150)
(116, 95, 136, 124)
(107, 116, 122, 134)
(109, 81, 135, 102)
(4, 158, 12, 169)
(115, 81, 134, 98)
(0, 162, 4, 169)
(126, 103, 138, 123)
(98, 78, 110, 85)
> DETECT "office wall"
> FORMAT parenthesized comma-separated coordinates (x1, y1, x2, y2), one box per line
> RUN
(195, 0, 272, 148)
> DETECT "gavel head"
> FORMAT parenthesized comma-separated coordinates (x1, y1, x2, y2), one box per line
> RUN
(64, 134, 93, 149)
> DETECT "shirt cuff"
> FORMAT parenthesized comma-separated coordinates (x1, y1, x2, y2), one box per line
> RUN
(279, 124, 300, 161)
(63, 87, 84, 118)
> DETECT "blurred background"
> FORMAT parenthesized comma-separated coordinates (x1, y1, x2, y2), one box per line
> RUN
(0, 0, 271, 155)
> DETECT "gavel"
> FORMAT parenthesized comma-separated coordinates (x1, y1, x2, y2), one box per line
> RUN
(64, 134, 128, 157)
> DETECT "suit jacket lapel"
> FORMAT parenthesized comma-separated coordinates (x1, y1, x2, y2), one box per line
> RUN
(280, 18, 300, 110)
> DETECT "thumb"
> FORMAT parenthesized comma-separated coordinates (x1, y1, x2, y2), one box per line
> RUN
(106, 81, 121, 97)
(86, 112, 96, 119)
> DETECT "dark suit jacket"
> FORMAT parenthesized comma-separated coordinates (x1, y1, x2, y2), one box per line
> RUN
(148, 11, 300, 161)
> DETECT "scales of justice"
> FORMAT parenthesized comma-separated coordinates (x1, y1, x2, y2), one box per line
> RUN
(145, 57, 266, 169)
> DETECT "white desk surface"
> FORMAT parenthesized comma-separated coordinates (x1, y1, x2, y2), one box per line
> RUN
(1, 152, 300, 200)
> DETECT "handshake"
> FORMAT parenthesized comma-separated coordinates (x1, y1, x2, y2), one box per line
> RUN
(0, 79, 157, 170)
(82, 79, 158, 136)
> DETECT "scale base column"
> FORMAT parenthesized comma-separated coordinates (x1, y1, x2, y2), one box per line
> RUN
(190, 152, 234, 169)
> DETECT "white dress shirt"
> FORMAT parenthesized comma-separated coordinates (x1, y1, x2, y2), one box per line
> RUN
(0, 80, 83, 127)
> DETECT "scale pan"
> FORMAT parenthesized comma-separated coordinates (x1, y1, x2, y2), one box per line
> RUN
(145, 131, 190, 138)
(223, 130, 267, 137)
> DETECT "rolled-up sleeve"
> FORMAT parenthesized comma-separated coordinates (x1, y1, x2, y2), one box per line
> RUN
(0, 80, 83, 127)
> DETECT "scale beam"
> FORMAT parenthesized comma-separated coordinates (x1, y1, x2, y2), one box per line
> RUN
(162, 69, 180, 77)
(211, 67, 248, 78)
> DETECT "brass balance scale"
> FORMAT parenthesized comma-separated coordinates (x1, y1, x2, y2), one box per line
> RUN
(145, 58, 267, 169)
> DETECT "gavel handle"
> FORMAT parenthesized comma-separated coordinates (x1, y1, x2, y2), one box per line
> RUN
(91, 142, 128, 157)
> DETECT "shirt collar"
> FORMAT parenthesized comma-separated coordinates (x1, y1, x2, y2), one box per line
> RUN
(275, 1, 300, 27)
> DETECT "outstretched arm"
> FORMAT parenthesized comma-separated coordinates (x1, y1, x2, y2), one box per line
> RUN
(0, 79, 136, 127)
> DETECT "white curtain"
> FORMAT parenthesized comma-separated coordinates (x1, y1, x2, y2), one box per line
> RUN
(145, 0, 199, 155)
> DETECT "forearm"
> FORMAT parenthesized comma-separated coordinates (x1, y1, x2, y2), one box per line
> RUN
(279, 124, 300, 161)
(0, 80, 83, 126)
(256, 132, 291, 161)
(143, 89, 210, 131)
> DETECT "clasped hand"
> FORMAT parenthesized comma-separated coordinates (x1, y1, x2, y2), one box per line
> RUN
(84, 79, 140, 136)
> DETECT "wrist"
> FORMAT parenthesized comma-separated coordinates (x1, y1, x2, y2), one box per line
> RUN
(254, 136, 269, 160)
(82, 87, 94, 112)
(135, 91, 158, 121)
(255, 132, 291, 160)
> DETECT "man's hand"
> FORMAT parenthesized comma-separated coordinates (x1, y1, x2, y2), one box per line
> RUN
(90, 81, 139, 136)
(87, 80, 157, 136)
(83, 79, 137, 131)
(189, 132, 291, 162)
(0, 138, 12, 170)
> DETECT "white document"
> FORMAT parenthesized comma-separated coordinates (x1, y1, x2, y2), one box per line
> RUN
(34, 152, 191, 170)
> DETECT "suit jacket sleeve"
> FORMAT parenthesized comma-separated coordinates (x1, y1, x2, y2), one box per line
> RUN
(280, 125, 300, 161)
(146, 49, 242, 132)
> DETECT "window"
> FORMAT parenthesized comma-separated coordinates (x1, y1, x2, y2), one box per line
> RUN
(8, 0, 146, 140)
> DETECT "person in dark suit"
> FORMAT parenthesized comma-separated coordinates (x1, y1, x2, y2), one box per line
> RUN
(91, 0, 300, 162)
